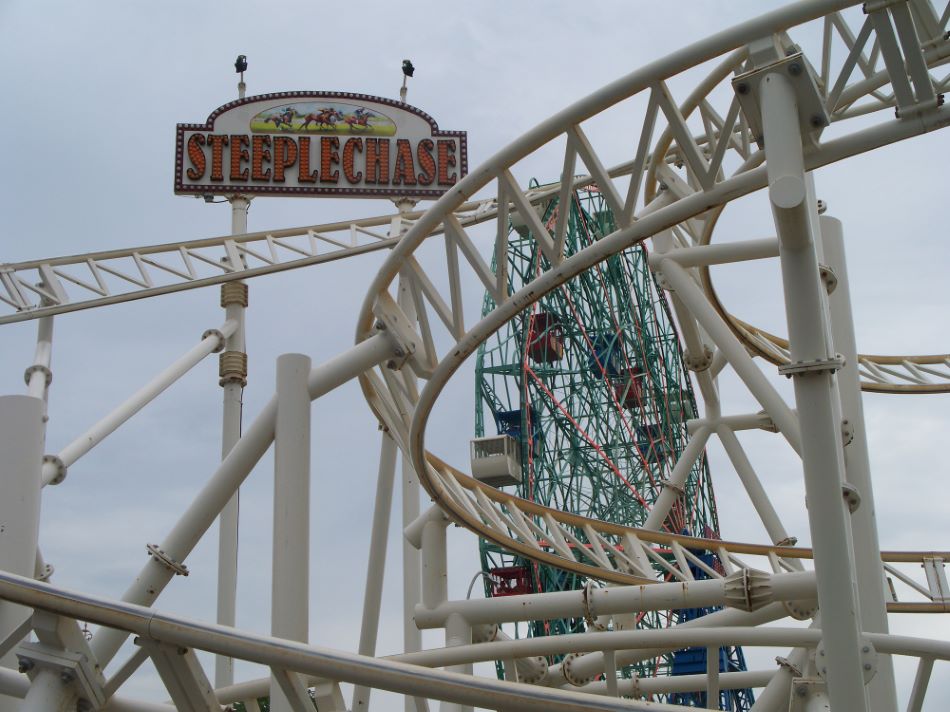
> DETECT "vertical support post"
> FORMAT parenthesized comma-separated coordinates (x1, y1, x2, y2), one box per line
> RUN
(0, 396, 45, 712)
(820, 215, 898, 711)
(441, 613, 472, 712)
(397, 273, 422, 712)
(215, 194, 249, 688)
(759, 70, 868, 711)
(270, 354, 311, 712)
(352, 430, 399, 712)
(25, 315, 54, 402)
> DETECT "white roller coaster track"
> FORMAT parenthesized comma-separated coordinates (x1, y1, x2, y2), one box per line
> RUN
(1, 1, 950, 711)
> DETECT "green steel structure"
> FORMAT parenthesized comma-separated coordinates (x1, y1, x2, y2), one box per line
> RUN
(474, 186, 749, 705)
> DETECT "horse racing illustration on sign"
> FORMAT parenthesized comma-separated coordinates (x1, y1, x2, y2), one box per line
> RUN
(250, 102, 397, 136)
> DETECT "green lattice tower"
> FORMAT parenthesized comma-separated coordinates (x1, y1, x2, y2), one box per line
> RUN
(474, 185, 726, 686)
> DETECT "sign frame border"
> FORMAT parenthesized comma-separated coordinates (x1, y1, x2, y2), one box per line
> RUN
(175, 90, 468, 199)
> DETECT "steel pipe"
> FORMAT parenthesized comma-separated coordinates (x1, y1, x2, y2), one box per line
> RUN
(42, 319, 238, 486)
(821, 214, 898, 710)
(353, 431, 399, 712)
(761, 69, 868, 711)
(91, 331, 396, 667)
(271, 353, 312, 712)
(216, 195, 249, 688)
(414, 571, 815, 628)
(0, 572, 691, 712)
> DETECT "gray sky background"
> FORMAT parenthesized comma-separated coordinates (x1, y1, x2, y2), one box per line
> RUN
(1, 1, 948, 709)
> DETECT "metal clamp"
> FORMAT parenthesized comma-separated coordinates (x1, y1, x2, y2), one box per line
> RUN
(775, 655, 803, 677)
(777, 354, 845, 377)
(146, 544, 189, 576)
(24, 364, 53, 387)
(658, 478, 685, 497)
(581, 581, 608, 631)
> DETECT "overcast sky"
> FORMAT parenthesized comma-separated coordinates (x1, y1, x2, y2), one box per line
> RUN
(1, 1, 948, 709)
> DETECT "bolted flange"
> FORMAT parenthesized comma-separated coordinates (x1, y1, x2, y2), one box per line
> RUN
(684, 345, 714, 372)
(816, 636, 877, 683)
(146, 543, 189, 576)
(561, 652, 595, 687)
(842, 483, 862, 513)
(201, 328, 226, 353)
(24, 364, 52, 387)
(43, 454, 67, 485)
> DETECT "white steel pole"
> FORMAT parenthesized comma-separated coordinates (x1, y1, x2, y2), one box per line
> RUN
(820, 215, 898, 711)
(91, 332, 396, 667)
(216, 194, 250, 688)
(641, 426, 710, 531)
(25, 314, 54, 402)
(759, 69, 868, 711)
(20, 668, 76, 712)
(414, 571, 815, 628)
(352, 430, 399, 712)
(0, 395, 45, 712)
(270, 353, 312, 712)
(397, 272, 424, 712)
(42, 322, 235, 486)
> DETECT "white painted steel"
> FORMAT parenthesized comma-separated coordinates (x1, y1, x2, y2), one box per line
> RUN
(41, 319, 237, 486)
(760, 70, 867, 710)
(397, 273, 426, 712)
(216, 194, 250, 688)
(90, 331, 397, 667)
(821, 216, 898, 710)
(271, 353, 312, 712)
(0, 572, 695, 712)
(24, 315, 53, 402)
(413, 571, 816, 628)
(353, 431, 399, 712)
(1, 3, 949, 711)
(0, 396, 45, 712)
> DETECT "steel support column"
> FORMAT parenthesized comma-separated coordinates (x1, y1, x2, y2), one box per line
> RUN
(270, 353, 312, 712)
(352, 430, 399, 712)
(0, 395, 45, 712)
(216, 194, 250, 688)
(759, 69, 868, 711)
(820, 215, 898, 711)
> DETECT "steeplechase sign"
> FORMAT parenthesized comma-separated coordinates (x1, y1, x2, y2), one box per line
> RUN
(175, 91, 467, 199)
